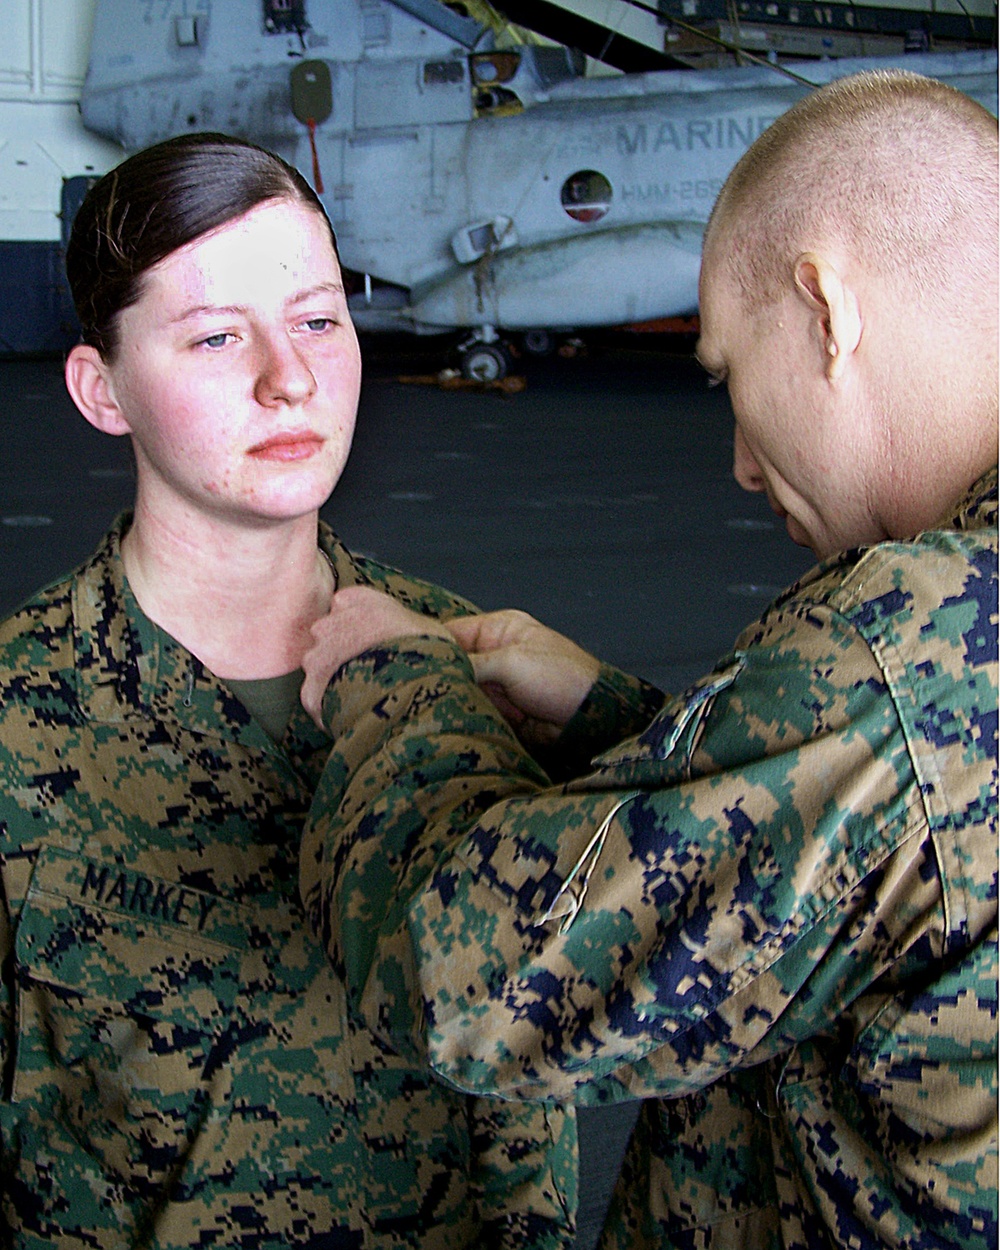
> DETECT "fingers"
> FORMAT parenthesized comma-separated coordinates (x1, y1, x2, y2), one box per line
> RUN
(300, 596, 599, 742)
(300, 665, 330, 729)
(479, 679, 526, 726)
(465, 646, 508, 688)
(460, 619, 599, 732)
(447, 609, 537, 654)
(300, 586, 453, 728)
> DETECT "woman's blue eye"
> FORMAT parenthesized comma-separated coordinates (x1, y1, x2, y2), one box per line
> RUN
(201, 333, 230, 348)
(305, 318, 333, 332)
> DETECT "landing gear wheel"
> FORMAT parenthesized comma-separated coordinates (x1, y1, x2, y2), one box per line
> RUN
(460, 342, 508, 382)
(521, 329, 554, 357)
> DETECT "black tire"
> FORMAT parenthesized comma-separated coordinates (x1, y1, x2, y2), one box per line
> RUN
(460, 342, 508, 382)
(521, 329, 554, 357)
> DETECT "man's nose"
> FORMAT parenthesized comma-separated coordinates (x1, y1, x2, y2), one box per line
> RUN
(733, 425, 765, 493)
(254, 331, 316, 407)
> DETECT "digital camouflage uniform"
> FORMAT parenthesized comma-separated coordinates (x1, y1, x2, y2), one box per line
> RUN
(0, 518, 577, 1249)
(302, 470, 998, 1250)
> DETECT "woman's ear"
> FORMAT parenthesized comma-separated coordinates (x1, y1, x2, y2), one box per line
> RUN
(64, 344, 133, 436)
(793, 252, 862, 383)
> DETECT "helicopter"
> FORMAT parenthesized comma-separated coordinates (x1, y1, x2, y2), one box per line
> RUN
(78, 0, 997, 379)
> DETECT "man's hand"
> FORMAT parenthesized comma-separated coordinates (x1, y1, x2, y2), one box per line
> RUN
(301, 585, 453, 727)
(447, 610, 600, 746)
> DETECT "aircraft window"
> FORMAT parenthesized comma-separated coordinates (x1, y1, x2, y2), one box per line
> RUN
(175, 16, 199, 46)
(424, 61, 466, 86)
(361, 8, 390, 46)
(561, 171, 613, 223)
(470, 52, 521, 85)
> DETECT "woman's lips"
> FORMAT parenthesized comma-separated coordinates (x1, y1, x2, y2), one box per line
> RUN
(247, 432, 324, 462)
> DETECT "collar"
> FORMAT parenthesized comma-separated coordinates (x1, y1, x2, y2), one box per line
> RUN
(71, 515, 361, 755)
(945, 466, 998, 534)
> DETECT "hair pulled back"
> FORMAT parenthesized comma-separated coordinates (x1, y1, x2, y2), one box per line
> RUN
(66, 132, 337, 361)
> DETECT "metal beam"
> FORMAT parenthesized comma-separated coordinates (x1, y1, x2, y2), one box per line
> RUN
(492, 1, 685, 70)
(389, 0, 487, 49)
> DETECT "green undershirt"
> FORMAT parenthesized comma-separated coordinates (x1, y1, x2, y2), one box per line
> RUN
(227, 670, 304, 743)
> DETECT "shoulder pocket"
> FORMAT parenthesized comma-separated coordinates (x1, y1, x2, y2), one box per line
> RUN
(13, 844, 254, 1192)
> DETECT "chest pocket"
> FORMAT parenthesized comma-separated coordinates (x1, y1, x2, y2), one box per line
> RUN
(13, 844, 254, 1194)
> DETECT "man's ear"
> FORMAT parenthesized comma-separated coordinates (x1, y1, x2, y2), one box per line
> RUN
(64, 344, 133, 436)
(793, 253, 862, 383)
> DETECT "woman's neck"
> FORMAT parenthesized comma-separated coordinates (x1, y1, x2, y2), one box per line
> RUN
(121, 502, 335, 679)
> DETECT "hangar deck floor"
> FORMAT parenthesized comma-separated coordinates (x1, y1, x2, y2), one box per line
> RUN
(0, 339, 811, 1249)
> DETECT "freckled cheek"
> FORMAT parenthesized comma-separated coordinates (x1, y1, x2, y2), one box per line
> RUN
(156, 406, 239, 495)
(198, 463, 238, 498)
(166, 427, 234, 487)
(317, 372, 360, 451)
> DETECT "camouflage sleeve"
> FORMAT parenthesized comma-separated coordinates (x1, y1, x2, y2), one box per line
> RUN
(301, 637, 549, 1059)
(300, 592, 973, 1102)
(470, 1098, 577, 1248)
(333, 532, 666, 781)
(320, 541, 583, 1241)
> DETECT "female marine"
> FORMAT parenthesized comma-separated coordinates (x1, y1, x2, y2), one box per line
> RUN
(0, 133, 575, 1249)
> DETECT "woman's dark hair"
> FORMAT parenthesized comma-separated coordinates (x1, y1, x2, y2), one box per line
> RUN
(66, 132, 337, 360)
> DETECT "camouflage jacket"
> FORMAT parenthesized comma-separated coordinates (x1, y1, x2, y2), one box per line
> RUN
(0, 518, 577, 1249)
(302, 471, 998, 1250)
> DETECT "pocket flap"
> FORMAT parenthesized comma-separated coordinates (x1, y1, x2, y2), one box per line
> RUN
(593, 656, 746, 771)
(16, 844, 251, 1032)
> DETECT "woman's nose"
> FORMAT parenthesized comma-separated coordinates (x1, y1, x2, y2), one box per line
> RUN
(733, 425, 765, 493)
(254, 332, 316, 407)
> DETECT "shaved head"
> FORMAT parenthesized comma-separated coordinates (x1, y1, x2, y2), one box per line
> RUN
(707, 70, 998, 333)
(698, 69, 998, 551)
